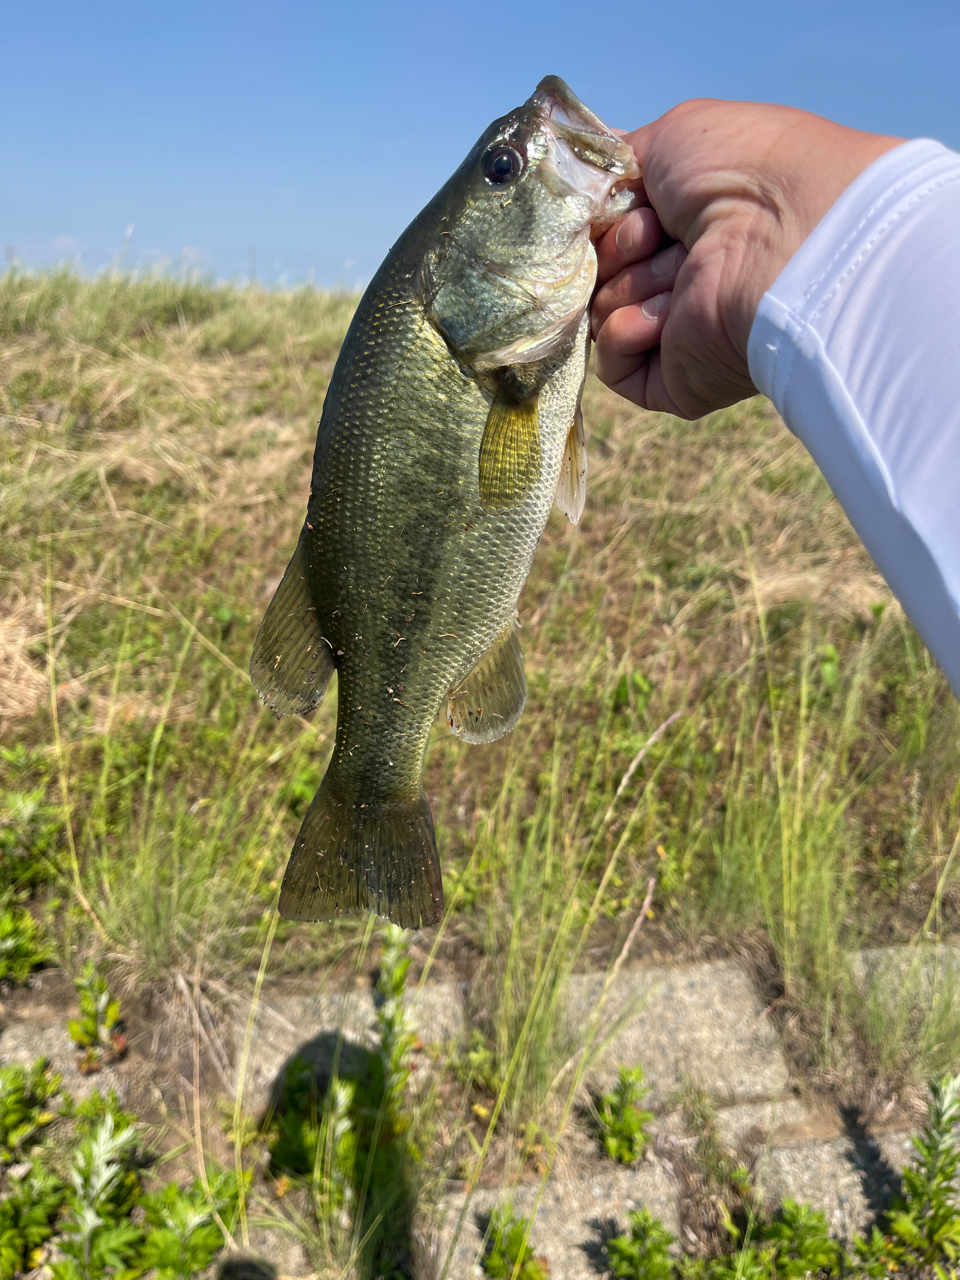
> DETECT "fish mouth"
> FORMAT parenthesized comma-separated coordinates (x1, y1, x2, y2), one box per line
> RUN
(529, 76, 641, 227)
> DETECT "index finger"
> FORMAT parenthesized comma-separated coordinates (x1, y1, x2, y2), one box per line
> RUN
(595, 205, 665, 286)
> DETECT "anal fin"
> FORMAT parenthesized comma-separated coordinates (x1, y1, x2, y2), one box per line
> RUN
(555, 403, 587, 525)
(447, 617, 526, 744)
(250, 534, 335, 716)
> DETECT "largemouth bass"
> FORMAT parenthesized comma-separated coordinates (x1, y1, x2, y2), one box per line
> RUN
(251, 77, 639, 927)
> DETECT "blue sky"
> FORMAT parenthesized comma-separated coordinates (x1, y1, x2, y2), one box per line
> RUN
(3, 0, 958, 287)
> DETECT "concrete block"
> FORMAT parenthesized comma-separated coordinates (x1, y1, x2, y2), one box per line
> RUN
(0, 1021, 125, 1102)
(568, 961, 790, 1104)
(715, 1097, 820, 1147)
(754, 1137, 878, 1238)
(234, 982, 465, 1112)
(436, 1160, 678, 1280)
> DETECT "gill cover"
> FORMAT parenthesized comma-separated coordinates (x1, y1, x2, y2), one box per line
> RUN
(422, 76, 640, 376)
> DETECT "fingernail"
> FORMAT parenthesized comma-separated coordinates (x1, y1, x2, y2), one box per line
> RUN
(650, 244, 678, 279)
(641, 292, 669, 321)
(615, 213, 638, 255)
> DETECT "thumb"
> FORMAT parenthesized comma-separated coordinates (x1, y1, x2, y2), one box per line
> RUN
(619, 120, 658, 174)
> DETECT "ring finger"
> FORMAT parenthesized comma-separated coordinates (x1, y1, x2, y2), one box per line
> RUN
(592, 241, 687, 337)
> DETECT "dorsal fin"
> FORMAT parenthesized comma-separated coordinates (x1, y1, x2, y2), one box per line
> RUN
(250, 535, 335, 716)
(555, 403, 587, 524)
(447, 617, 526, 744)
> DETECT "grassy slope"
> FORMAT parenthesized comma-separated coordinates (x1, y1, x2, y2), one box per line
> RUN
(1, 269, 958, 1095)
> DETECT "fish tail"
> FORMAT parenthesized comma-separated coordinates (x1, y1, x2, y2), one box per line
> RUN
(278, 773, 443, 928)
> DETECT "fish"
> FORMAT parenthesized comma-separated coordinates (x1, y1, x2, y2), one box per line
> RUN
(250, 76, 639, 928)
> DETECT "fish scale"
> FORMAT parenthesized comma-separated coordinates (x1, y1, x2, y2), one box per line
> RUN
(250, 76, 640, 926)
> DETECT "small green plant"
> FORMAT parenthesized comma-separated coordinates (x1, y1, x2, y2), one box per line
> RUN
(697, 1200, 844, 1280)
(671, 1078, 756, 1230)
(595, 1065, 655, 1164)
(753, 1200, 844, 1278)
(606, 1207, 674, 1280)
(67, 961, 126, 1072)
(456, 1027, 503, 1097)
(0, 1058, 61, 1161)
(48, 1110, 244, 1280)
(0, 1166, 65, 1280)
(375, 923, 416, 1119)
(50, 1111, 142, 1280)
(138, 1169, 243, 1280)
(482, 1208, 550, 1280)
(605, 1196, 843, 1280)
(855, 1070, 960, 1277)
(0, 786, 61, 892)
(0, 894, 51, 982)
(62, 1086, 139, 1138)
(311, 1077, 358, 1247)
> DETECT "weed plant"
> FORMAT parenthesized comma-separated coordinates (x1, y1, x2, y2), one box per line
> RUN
(603, 1072, 960, 1279)
(0, 895, 50, 981)
(0, 1060, 60, 1161)
(481, 1207, 550, 1280)
(855, 1072, 960, 1275)
(67, 960, 126, 1072)
(265, 924, 424, 1278)
(0, 1058, 246, 1280)
(594, 1065, 654, 1164)
(606, 1207, 676, 1280)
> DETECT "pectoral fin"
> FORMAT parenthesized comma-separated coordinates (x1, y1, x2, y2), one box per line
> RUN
(250, 535, 335, 716)
(447, 618, 526, 744)
(555, 404, 587, 525)
(478, 387, 541, 509)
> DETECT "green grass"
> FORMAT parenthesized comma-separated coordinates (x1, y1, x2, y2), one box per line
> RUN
(2, 268, 959, 1271)
(0, 1062, 247, 1280)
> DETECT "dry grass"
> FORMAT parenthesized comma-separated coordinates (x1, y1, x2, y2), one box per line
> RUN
(2, 267, 958, 1099)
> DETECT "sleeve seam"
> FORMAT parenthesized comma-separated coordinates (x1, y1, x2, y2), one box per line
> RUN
(805, 168, 960, 325)
(797, 162, 960, 310)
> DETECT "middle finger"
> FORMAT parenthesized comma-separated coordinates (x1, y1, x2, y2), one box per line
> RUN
(591, 242, 688, 337)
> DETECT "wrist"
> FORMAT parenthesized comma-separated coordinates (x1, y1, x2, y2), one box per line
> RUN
(725, 123, 903, 359)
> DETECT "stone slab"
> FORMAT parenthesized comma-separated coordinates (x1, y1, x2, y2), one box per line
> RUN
(715, 1097, 819, 1147)
(877, 1130, 916, 1175)
(754, 1136, 897, 1239)
(0, 1021, 125, 1102)
(568, 961, 790, 1104)
(435, 1161, 678, 1280)
(235, 982, 465, 1112)
(852, 947, 960, 1053)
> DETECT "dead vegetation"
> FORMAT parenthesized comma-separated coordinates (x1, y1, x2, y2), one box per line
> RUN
(1, 266, 958, 1116)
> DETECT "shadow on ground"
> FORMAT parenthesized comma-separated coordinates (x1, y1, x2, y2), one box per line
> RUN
(266, 1030, 418, 1280)
(841, 1105, 903, 1227)
(581, 1215, 623, 1274)
(217, 1259, 277, 1280)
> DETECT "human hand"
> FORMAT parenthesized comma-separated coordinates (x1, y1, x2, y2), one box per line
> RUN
(591, 100, 901, 418)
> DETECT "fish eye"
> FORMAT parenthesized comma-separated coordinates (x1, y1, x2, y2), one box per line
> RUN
(482, 144, 524, 186)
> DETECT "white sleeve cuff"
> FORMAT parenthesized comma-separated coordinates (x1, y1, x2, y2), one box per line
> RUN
(747, 138, 960, 695)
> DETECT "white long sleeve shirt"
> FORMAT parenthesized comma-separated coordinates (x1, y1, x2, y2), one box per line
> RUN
(747, 138, 960, 696)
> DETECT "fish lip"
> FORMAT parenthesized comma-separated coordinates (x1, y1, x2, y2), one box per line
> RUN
(532, 75, 613, 135)
(530, 75, 641, 182)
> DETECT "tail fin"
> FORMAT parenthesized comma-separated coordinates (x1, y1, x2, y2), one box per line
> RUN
(278, 776, 443, 929)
